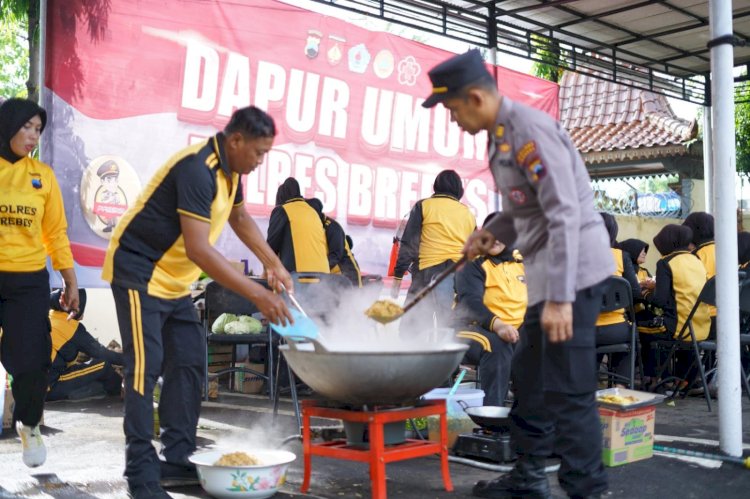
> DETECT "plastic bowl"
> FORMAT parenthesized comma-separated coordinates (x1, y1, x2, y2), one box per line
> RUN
(188, 449, 296, 499)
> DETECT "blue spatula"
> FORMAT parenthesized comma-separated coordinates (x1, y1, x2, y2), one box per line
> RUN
(269, 308, 320, 342)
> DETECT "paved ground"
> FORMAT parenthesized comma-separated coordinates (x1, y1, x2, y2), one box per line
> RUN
(1, 389, 749, 498)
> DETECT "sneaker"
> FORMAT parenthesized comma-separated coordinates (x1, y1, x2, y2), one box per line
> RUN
(159, 460, 200, 488)
(128, 481, 172, 498)
(16, 422, 46, 468)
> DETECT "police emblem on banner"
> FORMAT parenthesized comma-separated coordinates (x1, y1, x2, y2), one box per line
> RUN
(80, 156, 141, 239)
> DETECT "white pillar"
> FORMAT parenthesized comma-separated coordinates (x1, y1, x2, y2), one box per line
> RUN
(709, 0, 743, 457)
(702, 108, 713, 214)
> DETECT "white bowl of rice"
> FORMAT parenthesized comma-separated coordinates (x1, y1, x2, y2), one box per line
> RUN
(188, 449, 296, 498)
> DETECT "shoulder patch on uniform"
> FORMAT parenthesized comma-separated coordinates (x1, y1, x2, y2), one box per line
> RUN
(516, 141, 536, 165)
(526, 157, 546, 182)
(509, 188, 527, 205)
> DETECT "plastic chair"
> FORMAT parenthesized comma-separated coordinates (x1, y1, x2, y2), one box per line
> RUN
(595, 276, 639, 389)
(203, 280, 275, 402)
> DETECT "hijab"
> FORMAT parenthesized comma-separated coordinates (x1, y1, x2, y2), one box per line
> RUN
(682, 212, 715, 246)
(618, 238, 649, 267)
(653, 224, 693, 256)
(433, 169, 464, 199)
(599, 212, 618, 248)
(275, 177, 301, 206)
(0, 98, 47, 163)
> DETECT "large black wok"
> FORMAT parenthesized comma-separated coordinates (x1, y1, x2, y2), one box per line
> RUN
(279, 339, 468, 406)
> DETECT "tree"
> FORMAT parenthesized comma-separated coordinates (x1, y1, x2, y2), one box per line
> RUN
(736, 77, 750, 175)
(530, 33, 565, 83)
(0, 0, 40, 101)
(0, 13, 28, 98)
(0, 0, 111, 103)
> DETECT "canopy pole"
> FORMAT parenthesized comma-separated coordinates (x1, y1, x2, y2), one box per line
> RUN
(709, 0, 742, 457)
(702, 109, 713, 214)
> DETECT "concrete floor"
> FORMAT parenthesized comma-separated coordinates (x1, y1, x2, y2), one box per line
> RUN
(1, 390, 749, 498)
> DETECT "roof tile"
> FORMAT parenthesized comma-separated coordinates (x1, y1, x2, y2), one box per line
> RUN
(560, 71, 696, 156)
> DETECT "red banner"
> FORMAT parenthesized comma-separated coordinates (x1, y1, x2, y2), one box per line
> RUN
(44, 0, 559, 285)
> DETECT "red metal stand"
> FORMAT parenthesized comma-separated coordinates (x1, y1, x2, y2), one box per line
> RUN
(301, 399, 453, 499)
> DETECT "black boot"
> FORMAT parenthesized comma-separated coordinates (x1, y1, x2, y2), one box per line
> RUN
(472, 455, 551, 499)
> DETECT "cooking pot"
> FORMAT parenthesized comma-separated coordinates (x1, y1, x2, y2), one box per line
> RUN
(279, 339, 468, 406)
(459, 401, 512, 433)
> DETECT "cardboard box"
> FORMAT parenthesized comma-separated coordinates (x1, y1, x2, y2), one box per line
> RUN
(233, 363, 266, 394)
(599, 405, 655, 467)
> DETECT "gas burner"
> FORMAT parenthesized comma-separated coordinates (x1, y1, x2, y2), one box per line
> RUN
(453, 430, 515, 463)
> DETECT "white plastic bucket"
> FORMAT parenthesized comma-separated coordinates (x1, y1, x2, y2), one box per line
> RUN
(422, 387, 484, 416)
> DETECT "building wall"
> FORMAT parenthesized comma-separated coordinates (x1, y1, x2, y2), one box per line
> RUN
(615, 215, 681, 274)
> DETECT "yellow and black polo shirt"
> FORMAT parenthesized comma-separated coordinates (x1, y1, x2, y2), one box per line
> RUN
(102, 134, 242, 299)
(650, 250, 710, 341)
(454, 252, 527, 331)
(393, 194, 476, 279)
(0, 156, 74, 272)
(266, 197, 328, 273)
(694, 241, 716, 317)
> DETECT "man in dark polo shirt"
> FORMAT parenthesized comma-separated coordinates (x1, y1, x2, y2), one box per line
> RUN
(422, 50, 613, 499)
(103, 106, 294, 499)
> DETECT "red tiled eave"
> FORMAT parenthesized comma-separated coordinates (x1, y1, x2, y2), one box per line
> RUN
(560, 71, 697, 163)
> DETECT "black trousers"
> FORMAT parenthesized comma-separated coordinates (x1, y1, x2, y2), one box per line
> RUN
(510, 282, 608, 498)
(0, 269, 51, 427)
(457, 324, 515, 406)
(112, 284, 205, 486)
(47, 359, 122, 401)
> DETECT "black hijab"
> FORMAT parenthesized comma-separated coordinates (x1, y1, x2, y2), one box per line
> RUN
(433, 169, 464, 199)
(0, 98, 47, 163)
(275, 177, 301, 205)
(618, 238, 649, 267)
(599, 212, 618, 248)
(738, 231, 750, 266)
(653, 224, 693, 256)
(682, 212, 714, 246)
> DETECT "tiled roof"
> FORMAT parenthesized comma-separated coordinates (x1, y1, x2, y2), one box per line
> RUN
(560, 71, 697, 162)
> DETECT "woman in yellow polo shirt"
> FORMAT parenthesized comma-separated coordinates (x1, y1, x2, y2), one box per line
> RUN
(0, 98, 80, 468)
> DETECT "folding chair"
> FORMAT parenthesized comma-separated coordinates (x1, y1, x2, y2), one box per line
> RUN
(653, 277, 715, 411)
(595, 276, 639, 389)
(203, 280, 275, 402)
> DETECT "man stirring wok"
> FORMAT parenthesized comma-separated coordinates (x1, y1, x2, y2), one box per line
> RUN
(422, 50, 614, 499)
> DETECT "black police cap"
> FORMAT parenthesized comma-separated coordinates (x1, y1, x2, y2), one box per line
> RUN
(422, 49, 493, 108)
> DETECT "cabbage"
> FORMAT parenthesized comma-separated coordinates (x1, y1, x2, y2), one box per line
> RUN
(211, 313, 237, 333)
(222, 316, 264, 334)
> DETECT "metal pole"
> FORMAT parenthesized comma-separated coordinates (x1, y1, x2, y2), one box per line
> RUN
(709, 0, 743, 457)
(38, 0, 47, 161)
(702, 108, 713, 214)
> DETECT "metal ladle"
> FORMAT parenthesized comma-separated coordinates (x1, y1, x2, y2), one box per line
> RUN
(366, 256, 467, 324)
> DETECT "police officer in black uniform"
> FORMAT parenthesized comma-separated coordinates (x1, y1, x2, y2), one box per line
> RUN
(422, 50, 614, 499)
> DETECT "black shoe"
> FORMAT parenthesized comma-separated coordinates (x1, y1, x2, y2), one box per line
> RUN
(472, 474, 551, 499)
(128, 482, 172, 499)
(472, 456, 551, 499)
(159, 460, 200, 488)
